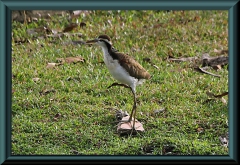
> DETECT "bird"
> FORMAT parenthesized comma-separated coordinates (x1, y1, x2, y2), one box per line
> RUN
(86, 34, 150, 134)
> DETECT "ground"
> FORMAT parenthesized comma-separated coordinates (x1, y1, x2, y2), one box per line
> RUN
(11, 10, 228, 155)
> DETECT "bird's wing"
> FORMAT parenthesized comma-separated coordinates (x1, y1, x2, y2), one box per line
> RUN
(115, 52, 151, 80)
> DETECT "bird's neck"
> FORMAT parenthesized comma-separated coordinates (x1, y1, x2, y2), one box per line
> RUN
(101, 45, 111, 58)
(100, 44, 119, 61)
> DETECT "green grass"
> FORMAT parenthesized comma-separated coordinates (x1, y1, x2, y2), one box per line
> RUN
(11, 10, 228, 155)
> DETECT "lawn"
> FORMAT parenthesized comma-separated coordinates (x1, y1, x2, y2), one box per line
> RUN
(11, 10, 228, 155)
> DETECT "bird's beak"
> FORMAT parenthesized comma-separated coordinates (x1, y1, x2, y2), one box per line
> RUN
(85, 38, 98, 45)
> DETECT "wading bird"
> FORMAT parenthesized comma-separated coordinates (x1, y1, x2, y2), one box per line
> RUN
(86, 35, 150, 134)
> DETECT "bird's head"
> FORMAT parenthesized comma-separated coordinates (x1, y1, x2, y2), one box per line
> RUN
(86, 34, 112, 47)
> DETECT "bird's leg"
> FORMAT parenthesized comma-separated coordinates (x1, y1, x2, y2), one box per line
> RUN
(107, 82, 131, 123)
(128, 89, 137, 133)
(107, 82, 130, 89)
(108, 82, 137, 134)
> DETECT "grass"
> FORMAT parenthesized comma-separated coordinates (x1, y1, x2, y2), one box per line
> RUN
(11, 10, 228, 155)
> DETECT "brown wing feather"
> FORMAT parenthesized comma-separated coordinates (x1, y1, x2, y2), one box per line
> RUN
(114, 52, 151, 80)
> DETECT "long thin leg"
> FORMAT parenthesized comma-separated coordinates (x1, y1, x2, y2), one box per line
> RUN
(108, 83, 135, 123)
(128, 88, 137, 134)
(108, 82, 137, 134)
(107, 82, 130, 89)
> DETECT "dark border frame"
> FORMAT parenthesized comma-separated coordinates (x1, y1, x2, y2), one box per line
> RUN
(0, 0, 239, 164)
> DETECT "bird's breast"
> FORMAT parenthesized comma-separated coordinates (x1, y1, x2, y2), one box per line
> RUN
(103, 54, 136, 86)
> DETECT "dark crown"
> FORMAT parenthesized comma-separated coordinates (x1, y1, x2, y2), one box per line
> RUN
(98, 34, 111, 41)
